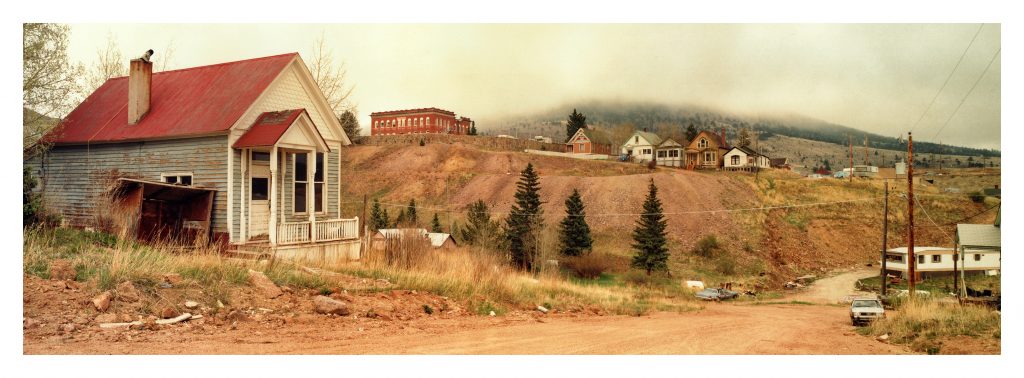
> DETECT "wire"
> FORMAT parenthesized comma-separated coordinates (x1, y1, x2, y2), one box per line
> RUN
(909, 24, 986, 133)
(914, 195, 957, 245)
(931, 47, 1001, 141)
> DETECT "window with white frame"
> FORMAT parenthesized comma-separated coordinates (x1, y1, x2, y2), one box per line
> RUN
(731, 155, 740, 165)
(643, 148, 652, 155)
(704, 151, 715, 162)
(161, 172, 193, 186)
(669, 150, 679, 158)
(698, 138, 708, 149)
(657, 150, 666, 158)
(918, 255, 925, 264)
(932, 255, 941, 263)
(293, 153, 326, 213)
(974, 254, 981, 261)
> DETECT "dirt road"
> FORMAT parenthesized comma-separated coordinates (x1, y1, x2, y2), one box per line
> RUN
(790, 268, 879, 304)
(24, 303, 908, 355)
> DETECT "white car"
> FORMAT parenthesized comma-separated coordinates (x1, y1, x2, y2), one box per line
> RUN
(850, 298, 885, 326)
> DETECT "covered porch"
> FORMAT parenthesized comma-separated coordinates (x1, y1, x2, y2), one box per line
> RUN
(232, 109, 359, 250)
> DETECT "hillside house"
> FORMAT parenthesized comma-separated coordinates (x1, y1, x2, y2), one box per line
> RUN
(684, 130, 729, 169)
(26, 53, 360, 261)
(655, 138, 685, 167)
(723, 146, 770, 171)
(566, 127, 613, 155)
(369, 107, 473, 136)
(770, 157, 791, 170)
(620, 130, 662, 163)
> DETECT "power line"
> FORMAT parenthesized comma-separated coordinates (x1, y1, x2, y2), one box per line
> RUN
(909, 24, 986, 133)
(931, 47, 1001, 141)
(914, 195, 956, 245)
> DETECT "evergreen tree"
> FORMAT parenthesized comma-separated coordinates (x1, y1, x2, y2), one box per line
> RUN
(431, 212, 442, 233)
(462, 199, 497, 246)
(565, 108, 587, 142)
(685, 124, 698, 143)
(469, 124, 478, 135)
(369, 199, 390, 231)
(395, 208, 406, 227)
(338, 110, 361, 142)
(407, 199, 418, 225)
(737, 128, 752, 148)
(505, 163, 544, 270)
(631, 179, 669, 275)
(558, 188, 593, 256)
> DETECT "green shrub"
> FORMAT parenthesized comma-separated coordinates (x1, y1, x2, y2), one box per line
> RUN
(692, 235, 720, 258)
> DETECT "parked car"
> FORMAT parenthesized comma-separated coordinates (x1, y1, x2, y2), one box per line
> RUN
(695, 288, 739, 301)
(850, 298, 885, 326)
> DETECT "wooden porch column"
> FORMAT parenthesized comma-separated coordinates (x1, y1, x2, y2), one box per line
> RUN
(269, 146, 278, 246)
(240, 148, 248, 242)
(307, 150, 316, 243)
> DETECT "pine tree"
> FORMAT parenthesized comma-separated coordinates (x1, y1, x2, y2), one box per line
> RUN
(505, 163, 544, 270)
(737, 128, 752, 148)
(462, 199, 497, 246)
(407, 199, 418, 225)
(369, 199, 390, 231)
(395, 208, 406, 227)
(469, 124, 478, 135)
(558, 188, 593, 256)
(338, 110, 361, 142)
(565, 109, 587, 142)
(686, 124, 698, 143)
(631, 179, 669, 275)
(431, 212, 442, 233)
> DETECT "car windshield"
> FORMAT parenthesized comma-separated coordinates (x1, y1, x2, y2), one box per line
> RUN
(852, 300, 880, 308)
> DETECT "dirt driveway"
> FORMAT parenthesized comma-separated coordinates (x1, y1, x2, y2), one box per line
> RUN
(25, 303, 908, 355)
(790, 268, 879, 304)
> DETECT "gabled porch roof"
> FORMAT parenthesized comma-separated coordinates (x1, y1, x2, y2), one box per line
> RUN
(232, 109, 330, 152)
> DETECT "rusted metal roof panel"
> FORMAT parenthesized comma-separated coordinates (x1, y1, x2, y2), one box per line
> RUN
(44, 53, 297, 145)
(232, 109, 305, 148)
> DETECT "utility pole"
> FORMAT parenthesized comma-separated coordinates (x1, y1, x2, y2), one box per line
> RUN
(907, 132, 916, 298)
(953, 235, 959, 302)
(848, 135, 854, 183)
(360, 194, 368, 237)
(880, 180, 889, 296)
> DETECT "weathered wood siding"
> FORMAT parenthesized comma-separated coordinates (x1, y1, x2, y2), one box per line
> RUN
(27, 136, 229, 233)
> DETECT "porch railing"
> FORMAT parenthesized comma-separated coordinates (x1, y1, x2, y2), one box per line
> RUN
(275, 217, 359, 245)
(314, 217, 359, 242)
(277, 222, 311, 245)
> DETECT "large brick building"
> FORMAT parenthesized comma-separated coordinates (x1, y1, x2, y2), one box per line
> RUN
(369, 107, 473, 136)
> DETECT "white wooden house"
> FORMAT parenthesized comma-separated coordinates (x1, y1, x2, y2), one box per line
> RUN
(723, 146, 770, 171)
(655, 138, 685, 167)
(620, 130, 662, 163)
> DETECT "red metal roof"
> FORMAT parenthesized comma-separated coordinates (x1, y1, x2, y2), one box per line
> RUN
(44, 53, 297, 145)
(232, 109, 307, 148)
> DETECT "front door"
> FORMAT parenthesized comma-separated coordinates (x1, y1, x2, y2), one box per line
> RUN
(249, 156, 271, 239)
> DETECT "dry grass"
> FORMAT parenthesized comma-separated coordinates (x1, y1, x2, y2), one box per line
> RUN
(860, 298, 1000, 354)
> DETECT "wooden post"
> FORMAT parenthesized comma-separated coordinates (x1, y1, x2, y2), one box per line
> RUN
(240, 149, 248, 242)
(880, 180, 889, 296)
(954, 238, 959, 303)
(269, 147, 278, 246)
(308, 150, 316, 243)
(360, 194, 368, 237)
(907, 132, 916, 297)
(848, 134, 853, 182)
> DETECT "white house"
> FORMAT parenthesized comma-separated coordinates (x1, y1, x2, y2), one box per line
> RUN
(655, 138, 685, 167)
(620, 130, 662, 163)
(723, 146, 770, 171)
(884, 245, 1000, 280)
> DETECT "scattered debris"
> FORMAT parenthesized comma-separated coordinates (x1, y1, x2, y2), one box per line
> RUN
(248, 270, 283, 299)
(877, 334, 890, 342)
(489, 311, 496, 317)
(159, 307, 179, 319)
(313, 295, 350, 316)
(536, 305, 549, 314)
(184, 300, 199, 309)
(684, 280, 705, 290)
(49, 259, 76, 281)
(92, 291, 113, 312)
(216, 300, 225, 308)
(794, 275, 816, 284)
(99, 313, 201, 329)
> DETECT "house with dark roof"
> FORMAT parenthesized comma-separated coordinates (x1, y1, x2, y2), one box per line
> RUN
(655, 138, 685, 167)
(26, 53, 360, 260)
(723, 145, 771, 171)
(566, 127, 613, 155)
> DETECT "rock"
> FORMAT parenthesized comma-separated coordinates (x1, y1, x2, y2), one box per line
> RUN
(162, 273, 182, 285)
(120, 314, 135, 323)
(60, 323, 76, 333)
(225, 309, 248, 322)
(489, 311, 496, 317)
(536, 305, 549, 314)
(23, 317, 40, 329)
(877, 334, 890, 342)
(184, 301, 199, 309)
(159, 307, 178, 319)
(92, 291, 113, 312)
(312, 295, 350, 316)
(247, 270, 282, 299)
(49, 259, 76, 281)
(216, 300, 225, 308)
(230, 321, 238, 330)
(115, 281, 141, 302)
(95, 313, 118, 324)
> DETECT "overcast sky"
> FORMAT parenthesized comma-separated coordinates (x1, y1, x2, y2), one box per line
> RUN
(67, 24, 1001, 149)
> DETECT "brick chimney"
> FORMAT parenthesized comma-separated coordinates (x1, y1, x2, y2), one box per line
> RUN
(128, 58, 153, 125)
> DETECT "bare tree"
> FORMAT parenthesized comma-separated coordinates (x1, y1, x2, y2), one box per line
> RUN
(83, 33, 127, 96)
(307, 32, 355, 116)
(23, 23, 84, 153)
(156, 38, 176, 72)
